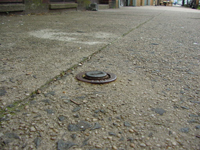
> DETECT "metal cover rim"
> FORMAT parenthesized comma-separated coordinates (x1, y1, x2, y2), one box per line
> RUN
(85, 71, 107, 78)
(76, 71, 117, 84)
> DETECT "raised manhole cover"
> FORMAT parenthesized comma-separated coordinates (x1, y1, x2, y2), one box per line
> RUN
(76, 71, 117, 84)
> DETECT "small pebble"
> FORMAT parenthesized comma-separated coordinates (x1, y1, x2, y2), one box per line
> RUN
(108, 136, 112, 140)
(32, 110, 38, 113)
(129, 129, 134, 133)
(71, 134, 76, 140)
(195, 125, 200, 129)
(83, 100, 88, 103)
(156, 144, 161, 147)
(108, 132, 116, 136)
(172, 99, 178, 102)
(36, 90, 41, 94)
(103, 136, 107, 140)
(30, 126, 36, 132)
(146, 142, 151, 146)
(112, 145, 117, 150)
(73, 114, 79, 118)
(51, 137, 57, 140)
(95, 144, 102, 148)
(92, 118, 98, 122)
(130, 143, 135, 148)
(140, 143, 146, 147)
(29, 145, 34, 149)
(85, 118, 90, 121)
(172, 141, 176, 146)
(180, 127, 190, 133)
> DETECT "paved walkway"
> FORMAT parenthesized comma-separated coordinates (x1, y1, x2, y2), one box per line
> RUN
(0, 6, 200, 150)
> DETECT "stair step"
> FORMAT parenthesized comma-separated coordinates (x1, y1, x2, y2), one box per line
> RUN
(98, 4, 109, 9)
(49, 3, 78, 9)
(0, 3, 25, 12)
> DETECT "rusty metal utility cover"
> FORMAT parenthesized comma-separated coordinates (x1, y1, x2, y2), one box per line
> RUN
(76, 71, 117, 84)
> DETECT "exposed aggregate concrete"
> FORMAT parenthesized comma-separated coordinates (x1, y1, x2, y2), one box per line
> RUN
(0, 6, 200, 150)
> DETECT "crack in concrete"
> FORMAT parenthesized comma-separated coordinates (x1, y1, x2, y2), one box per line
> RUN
(0, 12, 162, 120)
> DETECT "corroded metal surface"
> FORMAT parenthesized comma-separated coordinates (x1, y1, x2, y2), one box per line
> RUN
(85, 71, 108, 80)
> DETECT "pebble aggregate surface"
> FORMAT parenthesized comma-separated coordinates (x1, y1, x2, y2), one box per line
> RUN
(0, 6, 200, 150)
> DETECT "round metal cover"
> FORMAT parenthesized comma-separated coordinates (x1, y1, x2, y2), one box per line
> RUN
(76, 71, 117, 84)
(85, 71, 108, 80)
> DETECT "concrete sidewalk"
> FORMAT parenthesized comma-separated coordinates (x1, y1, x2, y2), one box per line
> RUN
(0, 6, 200, 150)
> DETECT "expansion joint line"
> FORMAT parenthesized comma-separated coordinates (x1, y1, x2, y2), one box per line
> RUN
(122, 12, 163, 37)
(0, 12, 163, 119)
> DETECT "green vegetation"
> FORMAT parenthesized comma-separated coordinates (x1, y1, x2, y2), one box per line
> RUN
(25, 0, 46, 10)
(77, 0, 91, 8)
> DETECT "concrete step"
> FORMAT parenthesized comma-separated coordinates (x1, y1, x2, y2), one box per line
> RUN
(0, 3, 25, 12)
(49, 3, 78, 10)
(98, 4, 109, 9)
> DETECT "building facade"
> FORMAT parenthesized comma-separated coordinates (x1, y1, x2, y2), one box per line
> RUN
(0, 0, 78, 13)
(0, 0, 155, 14)
(116, 0, 153, 7)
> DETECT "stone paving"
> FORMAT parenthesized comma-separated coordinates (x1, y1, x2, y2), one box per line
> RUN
(0, 6, 200, 150)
